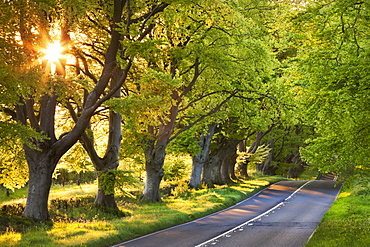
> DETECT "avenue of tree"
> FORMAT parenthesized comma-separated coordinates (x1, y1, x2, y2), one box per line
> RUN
(0, 0, 369, 222)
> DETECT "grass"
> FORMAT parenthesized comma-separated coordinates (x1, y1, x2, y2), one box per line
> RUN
(0, 175, 287, 247)
(305, 174, 370, 247)
(0, 184, 97, 205)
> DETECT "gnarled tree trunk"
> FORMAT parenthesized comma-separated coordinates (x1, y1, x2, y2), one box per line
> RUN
(189, 123, 217, 188)
(23, 147, 60, 221)
(79, 78, 122, 209)
(142, 137, 166, 202)
(220, 139, 240, 184)
(203, 138, 239, 186)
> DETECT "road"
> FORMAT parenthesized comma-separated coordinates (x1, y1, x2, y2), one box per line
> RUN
(111, 179, 342, 247)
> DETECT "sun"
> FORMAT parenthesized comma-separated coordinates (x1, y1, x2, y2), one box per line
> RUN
(41, 41, 67, 75)
(42, 41, 65, 63)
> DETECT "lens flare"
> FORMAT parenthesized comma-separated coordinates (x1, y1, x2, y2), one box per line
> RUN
(43, 42, 64, 63)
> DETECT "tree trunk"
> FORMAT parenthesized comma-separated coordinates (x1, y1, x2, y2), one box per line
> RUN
(243, 126, 274, 175)
(220, 157, 232, 183)
(262, 139, 275, 175)
(202, 156, 213, 186)
(203, 138, 239, 185)
(140, 127, 170, 201)
(240, 161, 249, 179)
(142, 104, 179, 201)
(94, 109, 121, 208)
(189, 123, 216, 188)
(94, 160, 119, 209)
(203, 146, 223, 186)
(78, 71, 123, 209)
(190, 156, 203, 188)
(220, 140, 239, 184)
(210, 155, 223, 185)
(23, 149, 59, 221)
(143, 161, 164, 202)
(142, 139, 166, 201)
(238, 141, 249, 179)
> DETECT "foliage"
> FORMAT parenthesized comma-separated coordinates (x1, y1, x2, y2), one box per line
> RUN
(170, 181, 191, 199)
(287, 0, 370, 177)
(0, 196, 130, 234)
(0, 121, 45, 190)
(98, 169, 139, 198)
(55, 142, 94, 182)
(163, 154, 191, 181)
(52, 169, 96, 185)
(237, 144, 271, 166)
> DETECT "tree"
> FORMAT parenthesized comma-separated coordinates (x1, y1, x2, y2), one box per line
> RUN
(64, 1, 170, 209)
(0, 2, 46, 191)
(0, 0, 169, 221)
(188, 123, 217, 188)
(109, 0, 280, 201)
(287, 0, 370, 177)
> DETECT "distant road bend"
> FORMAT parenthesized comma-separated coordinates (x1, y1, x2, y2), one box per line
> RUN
(112, 177, 342, 247)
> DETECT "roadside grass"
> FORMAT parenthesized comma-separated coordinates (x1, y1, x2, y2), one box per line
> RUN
(305, 175, 370, 247)
(0, 175, 286, 247)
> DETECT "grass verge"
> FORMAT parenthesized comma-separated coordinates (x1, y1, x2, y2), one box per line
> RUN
(0, 175, 286, 247)
(305, 175, 370, 247)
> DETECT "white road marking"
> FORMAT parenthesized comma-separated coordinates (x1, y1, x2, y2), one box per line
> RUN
(195, 180, 313, 247)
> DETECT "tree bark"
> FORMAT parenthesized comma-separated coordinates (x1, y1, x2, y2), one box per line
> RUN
(202, 156, 213, 186)
(220, 139, 240, 184)
(238, 141, 249, 179)
(142, 137, 166, 201)
(203, 138, 239, 185)
(141, 100, 179, 201)
(23, 147, 60, 221)
(79, 87, 122, 208)
(262, 139, 275, 175)
(240, 126, 274, 176)
(189, 123, 217, 188)
(203, 146, 223, 186)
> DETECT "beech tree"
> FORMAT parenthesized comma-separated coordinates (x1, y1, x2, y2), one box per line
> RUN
(287, 0, 370, 177)
(64, 1, 169, 209)
(0, 0, 169, 221)
(109, 0, 279, 201)
(0, 2, 46, 190)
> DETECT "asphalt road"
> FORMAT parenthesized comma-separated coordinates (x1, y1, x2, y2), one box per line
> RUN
(111, 180, 342, 247)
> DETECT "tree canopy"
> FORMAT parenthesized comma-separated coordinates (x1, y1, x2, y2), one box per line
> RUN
(288, 0, 370, 176)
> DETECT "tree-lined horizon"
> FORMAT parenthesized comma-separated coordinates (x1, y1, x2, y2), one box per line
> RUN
(0, 0, 369, 222)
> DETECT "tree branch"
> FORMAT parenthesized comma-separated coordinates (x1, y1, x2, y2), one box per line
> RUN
(169, 91, 238, 143)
